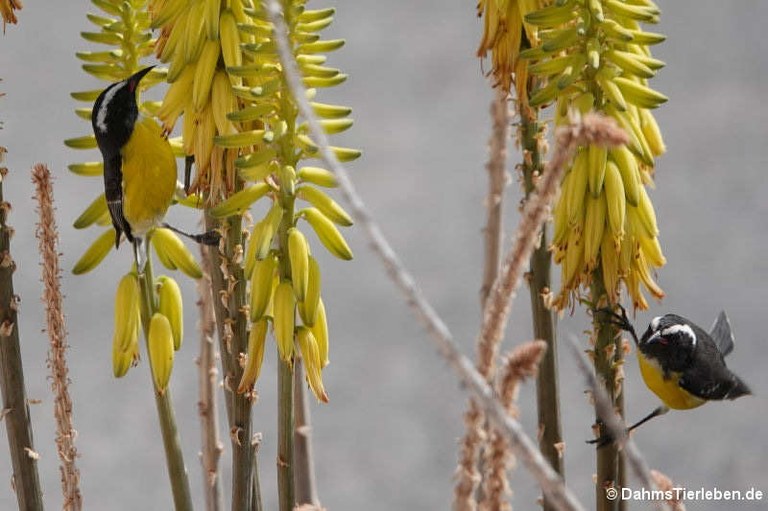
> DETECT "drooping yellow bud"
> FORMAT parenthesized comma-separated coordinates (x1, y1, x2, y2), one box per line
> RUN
(296, 327, 329, 403)
(157, 275, 184, 350)
(238, 318, 268, 393)
(148, 313, 175, 394)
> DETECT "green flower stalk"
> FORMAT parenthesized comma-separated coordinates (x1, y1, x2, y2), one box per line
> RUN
(151, 0, 357, 508)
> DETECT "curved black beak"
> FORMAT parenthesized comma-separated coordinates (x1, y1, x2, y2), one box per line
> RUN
(127, 65, 156, 91)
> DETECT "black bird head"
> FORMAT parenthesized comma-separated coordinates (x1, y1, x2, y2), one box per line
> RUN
(639, 314, 699, 372)
(91, 66, 155, 158)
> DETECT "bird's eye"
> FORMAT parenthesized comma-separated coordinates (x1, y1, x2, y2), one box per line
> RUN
(657, 337, 668, 345)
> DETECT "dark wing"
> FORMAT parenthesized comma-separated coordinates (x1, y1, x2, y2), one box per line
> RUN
(103, 153, 133, 247)
(709, 311, 735, 357)
(679, 338, 750, 401)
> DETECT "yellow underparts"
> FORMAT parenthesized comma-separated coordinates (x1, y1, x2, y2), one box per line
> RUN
(121, 116, 176, 237)
(638, 354, 705, 410)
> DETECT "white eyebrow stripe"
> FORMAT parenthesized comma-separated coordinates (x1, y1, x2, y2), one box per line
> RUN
(651, 316, 662, 331)
(95, 81, 126, 133)
(660, 324, 697, 347)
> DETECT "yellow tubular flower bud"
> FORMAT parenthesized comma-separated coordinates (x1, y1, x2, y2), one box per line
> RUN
(297, 166, 338, 188)
(209, 183, 271, 218)
(250, 254, 278, 322)
(601, 231, 620, 303)
(287, 228, 310, 301)
(73, 194, 108, 229)
(297, 185, 353, 226)
(588, 144, 608, 197)
(296, 327, 329, 403)
(148, 313, 175, 394)
(300, 207, 353, 260)
(273, 281, 296, 362)
(151, 227, 203, 279)
(72, 228, 117, 275)
(299, 255, 321, 326)
(610, 146, 642, 206)
(310, 297, 329, 367)
(157, 275, 184, 350)
(238, 318, 269, 393)
(603, 161, 626, 238)
(583, 195, 607, 270)
(192, 40, 221, 110)
(636, 186, 659, 237)
(114, 272, 141, 353)
(565, 149, 589, 227)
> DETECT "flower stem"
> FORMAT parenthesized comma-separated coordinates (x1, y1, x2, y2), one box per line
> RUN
(204, 211, 257, 511)
(0, 167, 44, 511)
(293, 358, 319, 506)
(196, 246, 224, 511)
(590, 272, 623, 511)
(277, 358, 295, 510)
(137, 252, 193, 511)
(520, 95, 565, 511)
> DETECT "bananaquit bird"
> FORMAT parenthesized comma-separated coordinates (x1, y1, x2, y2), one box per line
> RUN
(92, 66, 175, 261)
(91, 66, 218, 266)
(593, 305, 751, 444)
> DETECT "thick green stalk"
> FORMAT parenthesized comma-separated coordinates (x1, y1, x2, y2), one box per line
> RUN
(137, 254, 193, 511)
(293, 359, 319, 505)
(0, 170, 44, 511)
(276, 182, 297, 511)
(520, 99, 564, 511)
(277, 359, 296, 511)
(204, 210, 257, 511)
(590, 272, 623, 511)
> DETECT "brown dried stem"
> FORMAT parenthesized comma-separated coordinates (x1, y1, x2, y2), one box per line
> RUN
(455, 90, 511, 511)
(0, 160, 44, 511)
(197, 245, 224, 511)
(651, 471, 686, 511)
(267, 3, 611, 508)
(480, 91, 511, 310)
(480, 341, 547, 511)
(32, 163, 82, 510)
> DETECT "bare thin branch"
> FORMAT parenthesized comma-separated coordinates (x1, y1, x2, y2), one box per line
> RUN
(32, 164, 83, 511)
(266, 3, 592, 510)
(455, 91, 511, 511)
(480, 91, 511, 312)
(480, 341, 548, 511)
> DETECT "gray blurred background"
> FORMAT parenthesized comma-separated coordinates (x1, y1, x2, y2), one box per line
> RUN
(1, 0, 767, 509)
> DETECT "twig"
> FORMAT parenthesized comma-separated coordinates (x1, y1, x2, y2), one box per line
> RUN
(480, 341, 547, 511)
(32, 163, 83, 510)
(0, 162, 44, 511)
(266, 3, 597, 510)
(480, 91, 510, 311)
(197, 245, 224, 511)
(565, 334, 668, 511)
(455, 90, 511, 511)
